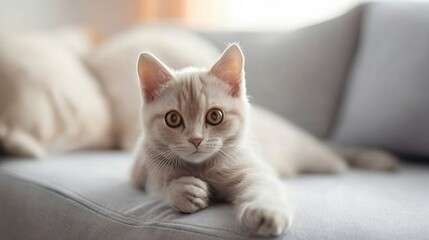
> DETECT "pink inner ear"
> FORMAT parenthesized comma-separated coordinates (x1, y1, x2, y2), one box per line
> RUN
(138, 53, 173, 102)
(216, 71, 242, 97)
(143, 81, 158, 102)
(211, 64, 243, 97)
(141, 71, 170, 101)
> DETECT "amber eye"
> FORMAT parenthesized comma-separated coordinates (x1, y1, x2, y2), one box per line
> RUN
(206, 108, 224, 126)
(165, 111, 182, 128)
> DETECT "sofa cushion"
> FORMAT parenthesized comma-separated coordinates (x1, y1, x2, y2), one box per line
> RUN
(198, 6, 363, 138)
(333, 2, 429, 156)
(0, 152, 428, 240)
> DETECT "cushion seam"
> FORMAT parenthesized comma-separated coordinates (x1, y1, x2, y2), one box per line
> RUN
(0, 169, 255, 239)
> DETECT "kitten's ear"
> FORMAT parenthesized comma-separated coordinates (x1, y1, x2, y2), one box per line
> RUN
(137, 53, 173, 102)
(210, 44, 244, 97)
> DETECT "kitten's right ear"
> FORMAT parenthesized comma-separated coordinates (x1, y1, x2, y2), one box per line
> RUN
(210, 44, 244, 97)
(137, 53, 173, 102)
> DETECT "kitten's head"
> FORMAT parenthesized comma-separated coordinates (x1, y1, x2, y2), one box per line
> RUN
(137, 44, 248, 164)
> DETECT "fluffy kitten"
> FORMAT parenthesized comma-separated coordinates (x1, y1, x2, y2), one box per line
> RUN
(131, 44, 398, 236)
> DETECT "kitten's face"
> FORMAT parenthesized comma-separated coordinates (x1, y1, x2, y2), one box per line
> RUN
(138, 44, 247, 164)
(144, 71, 246, 163)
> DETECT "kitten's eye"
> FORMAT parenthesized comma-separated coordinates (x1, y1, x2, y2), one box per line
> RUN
(165, 111, 182, 128)
(206, 108, 224, 126)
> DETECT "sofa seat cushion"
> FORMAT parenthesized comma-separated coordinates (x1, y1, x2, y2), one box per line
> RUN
(0, 152, 428, 240)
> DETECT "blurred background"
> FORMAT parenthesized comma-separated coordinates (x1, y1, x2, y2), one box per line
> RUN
(0, 0, 418, 35)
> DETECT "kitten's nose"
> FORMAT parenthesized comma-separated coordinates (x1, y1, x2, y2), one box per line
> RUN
(188, 138, 203, 148)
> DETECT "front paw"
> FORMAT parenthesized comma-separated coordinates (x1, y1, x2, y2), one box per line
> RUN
(239, 203, 292, 236)
(166, 176, 210, 213)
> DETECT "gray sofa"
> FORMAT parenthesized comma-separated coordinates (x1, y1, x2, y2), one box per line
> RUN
(1, 2, 428, 240)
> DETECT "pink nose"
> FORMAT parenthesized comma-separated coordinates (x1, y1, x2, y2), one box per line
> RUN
(188, 138, 203, 148)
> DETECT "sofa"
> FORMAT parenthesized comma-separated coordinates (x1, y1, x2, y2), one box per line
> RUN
(1, 2, 428, 239)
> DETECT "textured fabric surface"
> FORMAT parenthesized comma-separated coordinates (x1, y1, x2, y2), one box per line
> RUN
(333, 2, 429, 156)
(198, 6, 363, 138)
(1, 152, 428, 240)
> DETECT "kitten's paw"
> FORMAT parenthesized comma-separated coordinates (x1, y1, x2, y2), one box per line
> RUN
(166, 176, 210, 213)
(239, 203, 292, 236)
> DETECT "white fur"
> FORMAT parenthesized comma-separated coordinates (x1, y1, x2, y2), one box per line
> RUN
(133, 45, 293, 236)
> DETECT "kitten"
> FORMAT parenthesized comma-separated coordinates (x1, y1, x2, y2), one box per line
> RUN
(131, 44, 398, 236)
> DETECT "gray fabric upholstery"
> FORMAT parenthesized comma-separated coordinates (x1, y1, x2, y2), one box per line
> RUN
(1, 152, 428, 240)
(198, 6, 363, 138)
(333, 2, 429, 156)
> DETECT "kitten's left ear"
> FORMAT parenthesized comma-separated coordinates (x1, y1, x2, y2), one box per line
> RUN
(210, 44, 244, 97)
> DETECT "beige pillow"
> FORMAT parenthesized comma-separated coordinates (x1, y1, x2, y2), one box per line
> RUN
(0, 29, 113, 158)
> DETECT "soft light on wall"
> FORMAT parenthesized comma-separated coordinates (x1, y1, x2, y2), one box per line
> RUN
(135, 0, 418, 31)
(0, 0, 422, 34)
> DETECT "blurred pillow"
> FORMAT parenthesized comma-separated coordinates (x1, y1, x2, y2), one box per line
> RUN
(87, 26, 220, 149)
(0, 28, 112, 158)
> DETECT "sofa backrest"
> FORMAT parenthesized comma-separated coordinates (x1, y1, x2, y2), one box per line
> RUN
(198, 6, 363, 139)
(201, 2, 429, 158)
(332, 2, 429, 157)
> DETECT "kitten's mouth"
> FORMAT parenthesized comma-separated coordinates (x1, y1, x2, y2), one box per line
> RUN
(181, 150, 213, 164)
(189, 150, 204, 155)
